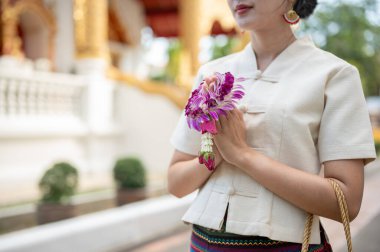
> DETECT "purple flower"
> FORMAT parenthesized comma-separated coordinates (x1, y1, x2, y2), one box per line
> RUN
(198, 151, 215, 171)
(216, 72, 234, 100)
(200, 119, 217, 134)
(184, 72, 246, 133)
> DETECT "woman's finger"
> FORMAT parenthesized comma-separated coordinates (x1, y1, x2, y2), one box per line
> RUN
(237, 109, 244, 121)
(219, 111, 229, 127)
(224, 110, 231, 119)
(229, 109, 238, 119)
(215, 117, 222, 132)
(204, 77, 212, 85)
(232, 107, 243, 121)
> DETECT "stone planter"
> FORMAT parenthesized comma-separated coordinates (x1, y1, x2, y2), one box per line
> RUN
(36, 202, 76, 225)
(116, 188, 146, 206)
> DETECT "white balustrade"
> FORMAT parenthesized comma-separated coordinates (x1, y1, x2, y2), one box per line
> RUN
(0, 72, 84, 118)
(0, 71, 89, 137)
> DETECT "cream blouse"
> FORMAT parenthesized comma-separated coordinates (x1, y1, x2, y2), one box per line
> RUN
(169, 35, 377, 244)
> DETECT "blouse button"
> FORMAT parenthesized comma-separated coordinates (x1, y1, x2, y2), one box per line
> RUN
(238, 104, 248, 113)
(227, 187, 235, 195)
(254, 70, 262, 79)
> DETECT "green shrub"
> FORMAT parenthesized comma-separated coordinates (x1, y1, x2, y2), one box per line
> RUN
(375, 142, 380, 156)
(113, 157, 146, 189)
(38, 162, 79, 204)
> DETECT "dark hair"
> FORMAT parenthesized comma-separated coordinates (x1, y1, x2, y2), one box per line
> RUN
(293, 0, 318, 19)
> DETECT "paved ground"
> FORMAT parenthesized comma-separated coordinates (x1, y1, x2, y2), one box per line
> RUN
(348, 212, 380, 252)
(130, 160, 380, 252)
(129, 229, 191, 252)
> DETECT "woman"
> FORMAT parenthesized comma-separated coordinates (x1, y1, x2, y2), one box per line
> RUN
(168, 0, 377, 251)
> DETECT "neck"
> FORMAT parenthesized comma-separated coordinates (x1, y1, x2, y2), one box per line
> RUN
(249, 25, 296, 71)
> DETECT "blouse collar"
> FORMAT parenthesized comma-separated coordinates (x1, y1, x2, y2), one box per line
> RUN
(235, 35, 316, 83)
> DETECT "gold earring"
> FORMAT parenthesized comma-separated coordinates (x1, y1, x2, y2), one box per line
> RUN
(283, 8, 300, 24)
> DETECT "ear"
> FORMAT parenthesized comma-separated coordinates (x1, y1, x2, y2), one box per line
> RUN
(281, 0, 292, 14)
(286, 0, 295, 9)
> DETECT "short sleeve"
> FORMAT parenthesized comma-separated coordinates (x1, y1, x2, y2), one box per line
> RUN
(169, 67, 204, 156)
(317, 65, 377, 166)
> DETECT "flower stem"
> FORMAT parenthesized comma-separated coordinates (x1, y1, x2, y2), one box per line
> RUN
(199, 132, 215, 170)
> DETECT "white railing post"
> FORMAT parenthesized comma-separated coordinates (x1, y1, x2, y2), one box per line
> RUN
(0, 78, 6, 115)
(0, 70, 89, 137)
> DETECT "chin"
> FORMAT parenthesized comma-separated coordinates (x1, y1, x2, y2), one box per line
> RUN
(236, 21, 258, 31)
(234, 15, 259, 30)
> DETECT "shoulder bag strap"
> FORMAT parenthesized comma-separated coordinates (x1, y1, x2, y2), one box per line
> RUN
(301, 178, 353, 252)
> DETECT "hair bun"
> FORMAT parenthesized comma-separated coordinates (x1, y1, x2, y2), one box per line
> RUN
(294, 0, 318, 19)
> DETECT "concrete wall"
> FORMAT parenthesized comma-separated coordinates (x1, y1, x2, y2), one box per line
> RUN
(0, 194, 195, 252)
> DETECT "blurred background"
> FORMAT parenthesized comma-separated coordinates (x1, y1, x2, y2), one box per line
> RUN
(0, 0, 379, 251)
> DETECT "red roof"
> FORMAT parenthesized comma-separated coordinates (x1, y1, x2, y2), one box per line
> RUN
(139, 0, 236, 37)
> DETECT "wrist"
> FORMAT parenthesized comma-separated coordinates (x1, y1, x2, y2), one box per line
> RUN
(233, 146, 253, 169)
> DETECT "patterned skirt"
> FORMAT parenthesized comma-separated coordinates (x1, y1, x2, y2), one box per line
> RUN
(190, 207, 332, 252)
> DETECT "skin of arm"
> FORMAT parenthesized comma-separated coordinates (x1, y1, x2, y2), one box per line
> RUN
(167, 144, 223, 198)
(213, 108, 364, 223)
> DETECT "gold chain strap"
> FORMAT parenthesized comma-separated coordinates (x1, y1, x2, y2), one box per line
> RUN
(328, 178, 353, 251)
(301, 178, 353, 252)
(301, 213, 314, 252)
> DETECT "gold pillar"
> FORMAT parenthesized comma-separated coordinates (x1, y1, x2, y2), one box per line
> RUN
(178, 0, 201, 88)
(2, 0, 58, 62)
(1, 0, 23, 58)
(73, 0, 108, 59)
(199, 0, 236, 36)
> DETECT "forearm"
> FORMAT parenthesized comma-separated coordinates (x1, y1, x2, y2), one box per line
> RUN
(236, 148, 359, 222)
(168, 158, 214, 198)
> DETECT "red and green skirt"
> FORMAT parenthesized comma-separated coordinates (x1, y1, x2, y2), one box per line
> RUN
(190, 222, 332, 252)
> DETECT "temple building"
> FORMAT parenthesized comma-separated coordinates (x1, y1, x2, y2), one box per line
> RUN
(0, 0, 246, 206)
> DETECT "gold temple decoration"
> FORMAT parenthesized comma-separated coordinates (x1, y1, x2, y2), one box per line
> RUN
(89, 1, 188, 109)
(1, 0, 56, 60)
(108, 8, 130, 45)
(179, 0, 202, 82)
(108, 66, 189, 109)
(177, 0, 246, 90)
(1, 0, 21, 57)
(95, 0, 245, 108)
(200, 0, 249, 54)
(199, 0, 236, 37)
(74, 0, 109, 59)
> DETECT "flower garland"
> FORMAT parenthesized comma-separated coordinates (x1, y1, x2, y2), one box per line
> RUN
(184, 72, 246, 171)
